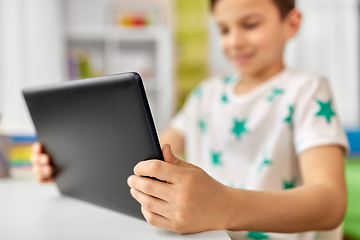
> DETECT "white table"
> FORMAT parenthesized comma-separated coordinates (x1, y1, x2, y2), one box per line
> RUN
(0, 179, 230, 240)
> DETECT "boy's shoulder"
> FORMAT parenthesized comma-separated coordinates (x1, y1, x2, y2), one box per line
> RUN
(283, 69, 329, 92)
(193, 69, 329, 96)
(286, 69, 326, 83)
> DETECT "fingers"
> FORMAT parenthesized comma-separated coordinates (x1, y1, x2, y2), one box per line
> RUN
(33, 164, 53, 179)
(140, 206, 173, 231)
(31, 153, 50, 165)
(128, 175, 172, 202)
(162, 144, 180, 165)
(37, 176, 54, 183)
(133, 145, 195, 184)
(30, 153, 51, 169)
(31, 143, 53, 181)
(134, 160, 182, 184)
(130, 188, 172, 219)
(31, 142, 43, 154)
(162, 144, 197, 169)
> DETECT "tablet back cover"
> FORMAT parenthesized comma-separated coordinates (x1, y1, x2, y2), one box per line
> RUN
(23, 72, 163, 220)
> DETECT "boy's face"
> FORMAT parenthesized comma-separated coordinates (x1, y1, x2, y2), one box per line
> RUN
(214, 0, 299, 75)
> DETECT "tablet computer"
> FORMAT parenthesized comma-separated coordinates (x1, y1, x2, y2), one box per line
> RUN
(23, 72, 164, 220)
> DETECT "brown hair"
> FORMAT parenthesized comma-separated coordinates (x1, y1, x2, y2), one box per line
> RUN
(210, 0, 295, 19)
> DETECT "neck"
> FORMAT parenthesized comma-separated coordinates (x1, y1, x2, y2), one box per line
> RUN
(241, 61, 285, 85)
(234, 60, 285, 95)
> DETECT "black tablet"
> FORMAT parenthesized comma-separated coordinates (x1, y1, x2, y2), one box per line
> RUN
(23, 72, 164, 220)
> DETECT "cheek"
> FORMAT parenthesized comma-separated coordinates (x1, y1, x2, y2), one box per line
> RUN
(250, 27, 284, 59)
(247, 31, 268, 50)
(221, 38, 230, 56)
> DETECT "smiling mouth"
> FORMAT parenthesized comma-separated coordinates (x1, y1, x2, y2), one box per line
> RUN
(231, 53, 254, 65)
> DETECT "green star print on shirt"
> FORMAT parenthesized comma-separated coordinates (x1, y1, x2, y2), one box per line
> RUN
(315, 99, 336, 123)
(198, 117, 206, 134)
(284, 105, 294, 130)
(224, 76, 236, 84)
(231, 118, 249, 140)
(211, 150, 222, 166)
(267, 88, 284, 102)
(221, 93, 228, 103)
(283, 177, 297, 189)
(258, 157, 273, 173)
(247, 232, 270, 239)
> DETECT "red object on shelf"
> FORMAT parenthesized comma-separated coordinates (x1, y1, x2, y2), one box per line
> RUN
(116, 12, 148, 27)
(132, 14, 147, 27)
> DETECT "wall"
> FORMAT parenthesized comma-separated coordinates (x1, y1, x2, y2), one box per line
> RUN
(285, 0, 359, 128)
(0, 0, 65, 135)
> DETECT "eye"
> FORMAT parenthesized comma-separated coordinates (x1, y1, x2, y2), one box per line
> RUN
(243, 22, 259, 29)
(220, 27, 229, 35)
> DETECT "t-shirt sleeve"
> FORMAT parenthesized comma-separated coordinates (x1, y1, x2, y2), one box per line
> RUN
(293, 76, 349, 155)
(169, 89, 197, 137)
(169, 106, 187, 137)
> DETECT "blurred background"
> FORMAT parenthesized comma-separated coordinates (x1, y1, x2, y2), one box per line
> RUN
(0, 0, 359, 238)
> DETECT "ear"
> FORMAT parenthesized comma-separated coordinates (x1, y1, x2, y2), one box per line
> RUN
(284, 9, 302, 39)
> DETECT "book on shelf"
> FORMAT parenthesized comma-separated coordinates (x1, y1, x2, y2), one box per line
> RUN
(0, 135, 37, 179)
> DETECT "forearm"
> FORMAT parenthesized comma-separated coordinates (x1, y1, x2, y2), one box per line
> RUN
(225, 184, 346, 233)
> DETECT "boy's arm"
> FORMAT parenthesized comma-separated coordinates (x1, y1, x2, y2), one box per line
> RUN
(159, 127, 184, 156)
(127, 145, 346, 234)
(226, 145, 347, 232)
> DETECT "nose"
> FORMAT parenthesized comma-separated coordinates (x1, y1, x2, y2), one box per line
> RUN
(224, 28, 247, 50)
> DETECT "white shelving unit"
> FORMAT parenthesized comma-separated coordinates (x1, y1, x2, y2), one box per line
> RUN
(63, 0, 174, 133)
(0, 0, 65, 135)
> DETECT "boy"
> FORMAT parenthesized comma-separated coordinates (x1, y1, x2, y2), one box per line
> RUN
(31, 0, 348, 239)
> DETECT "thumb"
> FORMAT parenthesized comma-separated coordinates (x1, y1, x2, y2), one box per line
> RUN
(162, 144, 196, 169)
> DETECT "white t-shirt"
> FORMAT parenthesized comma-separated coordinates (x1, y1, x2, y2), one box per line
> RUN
(170, 69, 348, 240)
